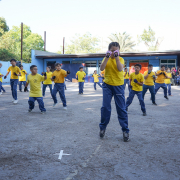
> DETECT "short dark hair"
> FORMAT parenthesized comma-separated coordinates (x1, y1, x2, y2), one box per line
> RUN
(30, 65, 37, 70)
(47, 66, 51, 70)
(161, 65, 165, 68)
(134, 64, 142, 69)
(108, 42, 120, 51)
(20, 65, 23, 67)
(10, 59, 16, 62)
(94, 70, 97, 72)
(79, 67, 83, 70)
(55, 63, 61, 67)
(148, 64, 153, 67)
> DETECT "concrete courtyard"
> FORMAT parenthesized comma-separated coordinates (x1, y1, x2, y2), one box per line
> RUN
(0, 82, 180, 180)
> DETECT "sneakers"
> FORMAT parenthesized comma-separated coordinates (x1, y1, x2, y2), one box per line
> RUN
(123, 132, 129, 142)
(0, 92, 2, 95)
(19, 90, 22, 92)
(53, 103, 57, 108)
(152, 102, 157, 105)
(168, 95, 172, 96)
(164, 96, 169, 100)
(13, 100, 18, 104)
(12, 99, 15, 102)
(63, 107, 67, 110)
(99, 130, 106, 138)
(41, 111, 46, 114)
(28, 109, 32, 112)
(143, 112, 147, 116)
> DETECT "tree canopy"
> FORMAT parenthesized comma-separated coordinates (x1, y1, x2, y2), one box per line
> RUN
(0, 17, 9, 37)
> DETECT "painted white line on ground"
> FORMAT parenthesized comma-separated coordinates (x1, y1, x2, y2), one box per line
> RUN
(54, 150, 71, 160)
(65, 145, 101, 180)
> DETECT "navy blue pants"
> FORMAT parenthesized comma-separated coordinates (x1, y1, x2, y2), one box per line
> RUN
(43, 84, 52, 97)
(52, 83, 67, 107)
(28, 97, 46, 112)
(126, 90, 146, 113)
(0, 82, 5, 92)
(124, 79, 130, 91)
(142, 84, 155, 103)
(79, 82, 84, 94)
(99, 83, 129, 133)
(155, 83, 167, 96)
(166, 84, 171, 95)
(19, 81, 26, 91)
(94, 82, 102, 90)
(10, 79, 18, 100)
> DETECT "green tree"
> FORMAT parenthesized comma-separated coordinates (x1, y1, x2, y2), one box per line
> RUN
(108, 32, 136, 52)
(0, 49, 19, 61)
(63, 33, 100, 54)
(0, 17, 9, 36)
(0, 24, 44, 62)
(140, 26, 163, 51)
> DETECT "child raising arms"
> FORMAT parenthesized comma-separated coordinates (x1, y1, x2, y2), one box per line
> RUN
(99, 42, 129, 142)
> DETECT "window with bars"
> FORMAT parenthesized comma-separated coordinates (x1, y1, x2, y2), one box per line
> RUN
(160, 59, 176, 68)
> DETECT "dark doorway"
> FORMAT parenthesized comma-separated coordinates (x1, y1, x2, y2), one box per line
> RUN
(47, 61, 56, 72)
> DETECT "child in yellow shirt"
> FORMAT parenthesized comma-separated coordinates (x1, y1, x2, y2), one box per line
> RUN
(123, 67, 130, 91)
(92, 70, 102, 90)
(19, 65, 28, 92)
(76, 67, 86, 94)
(42, 66, 53, 97)
(155, 65, 169, 99)
(51, 63, 70, 110)
(24, 65, 47, 114)
(4, 59, 21, 104)
(99, 42, 129, 142)
(126, 64, 146, 116)
(165, 68, 172, 96)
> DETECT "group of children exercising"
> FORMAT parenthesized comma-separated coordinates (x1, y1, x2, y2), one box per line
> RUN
(0, 42, 173, 142)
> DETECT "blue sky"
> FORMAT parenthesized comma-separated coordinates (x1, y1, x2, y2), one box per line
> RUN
(0, 0, 180, 52)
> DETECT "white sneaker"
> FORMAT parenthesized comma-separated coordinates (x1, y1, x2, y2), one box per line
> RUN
(12, 99, 15, 102)
(0, 92, 2, 95)
(41, 111, 46, 114)
(53, 103, 57, 108)
(13, 100, 18, 104)
(28, 109, 32, 112)
(63, 107, 67, 110)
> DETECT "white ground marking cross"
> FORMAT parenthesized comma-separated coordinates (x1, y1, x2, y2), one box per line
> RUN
(54, 150, 71, 160)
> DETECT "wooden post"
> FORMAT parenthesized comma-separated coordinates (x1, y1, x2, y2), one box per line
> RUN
(44, 31, 46, 51)
(21, 22, 23, 65)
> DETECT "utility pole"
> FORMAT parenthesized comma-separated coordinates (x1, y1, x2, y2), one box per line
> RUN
(21, 22, 23, 65)
(63, 37, 65, 54)
(44, 31, 46, 51)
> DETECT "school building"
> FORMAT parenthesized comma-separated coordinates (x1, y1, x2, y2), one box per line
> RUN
(1, 49, 180, 83)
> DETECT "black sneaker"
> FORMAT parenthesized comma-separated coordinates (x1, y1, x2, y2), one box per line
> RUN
(123, 132, 129, 142)
(99, 130, 105, 138)
(20, 90, 22, 92)
(152, 102, 157, 105)
(143, 112, 147, 116)
(164, 96, 169, 100)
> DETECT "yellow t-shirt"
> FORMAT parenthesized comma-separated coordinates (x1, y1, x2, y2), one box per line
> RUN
(156, 70, 167, 84)
(130, 72, 144, 91)
(7, 66, 20, 79)
(27, 74, 44, 97)
(76, 71, 86, 82)
(19, 69, 27, 81)
(0, 73, 2, 82)
(103, 57, 124, 86)
(92, 74, 99, 82)
(144, 71, 155, 86)
(43, 72, 53, 84)
(52, 69, 67, 83)
(165, 73, 172, 84)
(123, 72, 129, 79)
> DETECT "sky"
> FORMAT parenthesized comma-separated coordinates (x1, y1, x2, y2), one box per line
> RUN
(0, 0, 180, 52)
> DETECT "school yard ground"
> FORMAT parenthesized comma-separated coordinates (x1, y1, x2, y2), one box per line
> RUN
(0, 83, 180, 180)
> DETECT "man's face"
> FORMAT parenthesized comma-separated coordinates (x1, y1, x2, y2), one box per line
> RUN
(11, 61, 16, 66)
(20, 66, 23, 70)
(94, 70, 97, 74)
(56, 65, 61, 71)
(135, 66, 140, 73)
(31, 67, 38, 74)
(161, 67, 165, 71)
(80, 68, 83, 72)
(148, 66, 153, 71)
(125, 69, 127, 72)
